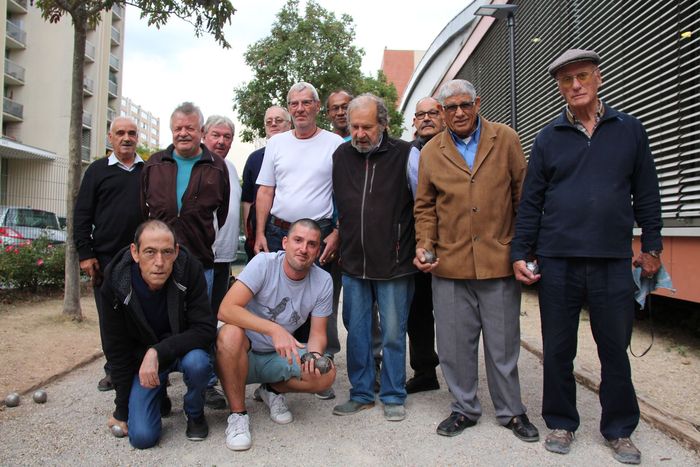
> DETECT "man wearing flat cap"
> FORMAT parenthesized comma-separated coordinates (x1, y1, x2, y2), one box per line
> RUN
(511, 48, 663, 465)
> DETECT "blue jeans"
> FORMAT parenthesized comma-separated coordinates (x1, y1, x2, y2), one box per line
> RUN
(342, 275, 414, 405)
(203, 268, 214, 303)
(128, 348, 211, 449)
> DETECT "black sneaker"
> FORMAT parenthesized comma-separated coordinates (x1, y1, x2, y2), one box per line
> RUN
(185, 414, 209, 441)
(205, 386, 227, 410)
(436, 411, 476, 437)
(97, 374, 114, 392)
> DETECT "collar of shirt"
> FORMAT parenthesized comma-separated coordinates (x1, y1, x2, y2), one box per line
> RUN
(449, 116, 482, 168)
(108, 153, 144, 172)
(565, 99, 604, 137)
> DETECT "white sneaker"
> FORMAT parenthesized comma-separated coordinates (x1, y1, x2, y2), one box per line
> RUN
(254, 384, 293, 425)
(225, 413, 251, 451)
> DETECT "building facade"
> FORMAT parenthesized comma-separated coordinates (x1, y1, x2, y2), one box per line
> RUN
(0, 1, 125, 217)
(120, 96, 160, 151)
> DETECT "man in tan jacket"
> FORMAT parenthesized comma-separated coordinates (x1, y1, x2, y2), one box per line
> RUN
(413, 79, 538, 442)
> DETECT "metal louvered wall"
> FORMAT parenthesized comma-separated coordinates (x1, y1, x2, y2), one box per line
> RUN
(456, 0, 700, 227)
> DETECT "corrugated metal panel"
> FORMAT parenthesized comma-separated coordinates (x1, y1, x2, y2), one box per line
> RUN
(455, 0, 700, 227)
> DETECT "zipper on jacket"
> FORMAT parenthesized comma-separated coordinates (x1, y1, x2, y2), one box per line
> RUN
(360, 157, 370, 278)
(369, 163, 376, 193)
(395, 223, 401, 263)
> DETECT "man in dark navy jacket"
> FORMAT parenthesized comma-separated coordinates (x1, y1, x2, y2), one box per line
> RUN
(511, 49, 663, 465)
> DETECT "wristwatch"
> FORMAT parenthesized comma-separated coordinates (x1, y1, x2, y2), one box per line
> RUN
(647, 250, 662, 258)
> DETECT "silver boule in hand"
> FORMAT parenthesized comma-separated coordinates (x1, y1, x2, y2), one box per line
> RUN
(422, 250, 437, 264)
(526, 261, 539, 275)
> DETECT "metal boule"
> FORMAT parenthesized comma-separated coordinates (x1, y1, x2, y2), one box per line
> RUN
(32, 390, 47, 404)
(300, 352, 316, 364)
(526, 261, 539, 275)
(4, 393, 20, 407)
(315, 356, 332, 374)
(422, 251, 436, 264)
(111, 425, 126, 438)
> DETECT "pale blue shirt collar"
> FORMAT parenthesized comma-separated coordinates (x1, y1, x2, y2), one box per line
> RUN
(108, 153, 144, 172)
(449, 116, 482, 169)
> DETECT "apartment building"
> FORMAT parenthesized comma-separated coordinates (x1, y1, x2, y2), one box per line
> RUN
(0, 1, 125, 217)
(120, 96, 160, 150)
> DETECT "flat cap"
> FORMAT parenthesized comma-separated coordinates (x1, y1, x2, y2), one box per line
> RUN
(548, 48, 601, 77)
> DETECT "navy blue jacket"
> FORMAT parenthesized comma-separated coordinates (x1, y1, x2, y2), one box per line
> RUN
(511, 104, 662, 261)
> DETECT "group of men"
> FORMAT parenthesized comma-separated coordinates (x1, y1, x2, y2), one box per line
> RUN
(73, 47, 661, 465)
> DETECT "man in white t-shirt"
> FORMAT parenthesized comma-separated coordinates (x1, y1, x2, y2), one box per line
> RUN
(216, 219, 336, 451)
(254, 81, 343, 399)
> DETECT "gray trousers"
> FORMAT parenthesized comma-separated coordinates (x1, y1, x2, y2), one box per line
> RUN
(432, 275, 526, 425)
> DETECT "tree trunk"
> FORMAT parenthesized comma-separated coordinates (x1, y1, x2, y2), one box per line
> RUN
(62, 16, 87, 322)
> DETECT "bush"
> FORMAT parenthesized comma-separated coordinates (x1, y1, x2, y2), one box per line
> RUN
(0, 238, 66, 290)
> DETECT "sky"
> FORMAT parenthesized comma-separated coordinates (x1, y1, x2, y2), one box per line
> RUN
(121, 1, 465, 172)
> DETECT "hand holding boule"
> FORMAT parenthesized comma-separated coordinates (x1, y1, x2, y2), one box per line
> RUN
(422, 251, 436, 264)
(526, 261, 539, 275)
(314, 356, 332, 374)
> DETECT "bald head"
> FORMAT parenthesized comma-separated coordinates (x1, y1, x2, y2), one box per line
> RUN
(413, 97, 444, 141)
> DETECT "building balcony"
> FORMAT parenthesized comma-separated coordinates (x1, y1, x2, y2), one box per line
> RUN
(110, 26, 121, 46)
(6, 20, 27, 49)
(3, 97, 24, 122)
(109, 54, 120, 71)
(82, 111, 92, 128)
(112, 3, 124, 20)
(83, 76, 95, 96)
(8, 0, 28, 14)
(107, 107, 116, 123)
(85, 40, 95, 62)
(81, 145, 91, 162)
(4, 58, 26, 86)
(108, 79, 118, 98)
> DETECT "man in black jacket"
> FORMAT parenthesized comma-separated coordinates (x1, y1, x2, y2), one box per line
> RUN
(101, 220, 216, 449)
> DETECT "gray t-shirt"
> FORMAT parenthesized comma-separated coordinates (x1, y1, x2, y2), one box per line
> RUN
(238, 251, 332, 352)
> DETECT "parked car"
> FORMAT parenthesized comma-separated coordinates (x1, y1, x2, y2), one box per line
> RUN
(0, 206, 67, 246)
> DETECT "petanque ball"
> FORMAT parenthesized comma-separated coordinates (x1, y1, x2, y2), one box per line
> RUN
(526, 261, 539, 275)
(32, 390, 47, 404)
(300, 352, 315, 365)
(422, 251, 437, 264)
(111, 425, 126, 438)
(315, 356, 332, 374)
(4, 392, 20, 407)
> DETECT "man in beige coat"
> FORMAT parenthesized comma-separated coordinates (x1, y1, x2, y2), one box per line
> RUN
(413, 79, 538, 442)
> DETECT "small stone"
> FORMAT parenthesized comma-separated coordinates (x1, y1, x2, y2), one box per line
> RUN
(32, 390, 47, 404)
(4, 393, 20, 407)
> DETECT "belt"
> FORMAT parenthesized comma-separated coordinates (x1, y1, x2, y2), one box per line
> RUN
(269, 215, 334, 231)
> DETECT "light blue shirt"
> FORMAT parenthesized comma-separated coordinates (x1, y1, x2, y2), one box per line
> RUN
(449, 116, 482, 170)
(173, 151, 202, 212)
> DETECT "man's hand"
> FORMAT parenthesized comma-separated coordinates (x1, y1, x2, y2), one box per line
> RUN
(319, 229, 339, 265)
(413, 247, 439, 273)
(300, 357, 336, 384)
(270, 325, 304, 366)
(138, 348, 160, 389)
(80, 258, 103, 287)
(633, 252, 662, 279)
(107, 415, 128, 436)
(513, 260, 541, 285)
(254, 233, 269, 254)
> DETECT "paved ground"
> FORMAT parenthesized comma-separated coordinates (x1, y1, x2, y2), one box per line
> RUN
(1, 332, 698, 466)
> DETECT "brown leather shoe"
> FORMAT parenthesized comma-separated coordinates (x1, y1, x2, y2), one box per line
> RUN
(544, 429, 575, 454)
(607, 437, 641, 464)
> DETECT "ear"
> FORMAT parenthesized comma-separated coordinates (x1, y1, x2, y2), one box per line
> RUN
(282, 236, 288, 250)
(130, 243, 139, 262)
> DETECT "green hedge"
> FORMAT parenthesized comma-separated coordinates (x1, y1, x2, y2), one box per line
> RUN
(0, 238, 66, 290)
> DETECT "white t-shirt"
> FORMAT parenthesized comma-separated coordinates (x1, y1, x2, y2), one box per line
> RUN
(237, 251, 332, 352)
(256, 129, 343, 222)
(213, 159, 242, 263)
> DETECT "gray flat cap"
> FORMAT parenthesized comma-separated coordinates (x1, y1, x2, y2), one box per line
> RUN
(548, 48, 601, 77)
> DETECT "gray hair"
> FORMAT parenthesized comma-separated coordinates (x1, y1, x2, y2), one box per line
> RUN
(203, 115, 235, 135)
(287, 82, 320, 102)
(348, 93, 389, 128)
(436, 80, 477, 105)
(170, 102, 204, 129)
(265, 105, 292, 123)
(109, 116, 137, 133)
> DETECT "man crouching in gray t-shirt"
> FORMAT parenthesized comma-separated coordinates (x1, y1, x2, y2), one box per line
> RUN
(216, 218, 336, 451)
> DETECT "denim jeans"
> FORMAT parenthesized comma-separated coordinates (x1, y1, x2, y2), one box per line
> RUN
(128, 348, 211, 449)
(342, 274, 414, 405)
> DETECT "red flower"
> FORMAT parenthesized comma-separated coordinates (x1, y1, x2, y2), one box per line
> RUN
(37, 258, 44, 266)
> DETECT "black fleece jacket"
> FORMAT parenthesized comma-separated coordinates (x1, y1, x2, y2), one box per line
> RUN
(100, 245, 215, 421)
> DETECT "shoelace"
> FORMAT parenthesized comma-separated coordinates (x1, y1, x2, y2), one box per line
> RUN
(226, 415, 248, 435)
(269, 394, 289, 415)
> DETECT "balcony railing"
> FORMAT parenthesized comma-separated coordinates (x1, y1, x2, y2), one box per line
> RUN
(8, 0, 28, 13)
(107, 107, 116, 122)
(112, 3, 124, 19)
(85, 40, 95, 62)
(81, 145, 91, 162)
(3, 97, 24, 120)
(6, 20, 27, 48)
(82, 112, 92, 128)
(108, 79, 118, 97)
(111, 26, 120, 45)
(109, 54, 120, 71)
(83, 76, 94, 95)
(4, 58, 26, 84)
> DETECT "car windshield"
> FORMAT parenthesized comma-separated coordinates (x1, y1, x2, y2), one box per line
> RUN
(6, 208, 60, 230)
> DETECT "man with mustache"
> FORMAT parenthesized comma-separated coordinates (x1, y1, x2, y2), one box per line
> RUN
(74, 116, 145, 392)
(405, 97, 445, 394)
(255, 82, 344, 400)
(141, 102, 230, 299)
(326, 89, 352, 140)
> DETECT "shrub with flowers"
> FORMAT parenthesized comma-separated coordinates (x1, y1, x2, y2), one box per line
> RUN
(0, 237, 66, 290)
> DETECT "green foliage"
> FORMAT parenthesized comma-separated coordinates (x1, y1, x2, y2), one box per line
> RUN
(0, 238, 66, 290)
(357, 71, 404, 137)
(234, 0, 364, 141)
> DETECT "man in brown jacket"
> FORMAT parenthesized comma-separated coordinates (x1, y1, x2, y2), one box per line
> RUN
(413, 79, 538, 442)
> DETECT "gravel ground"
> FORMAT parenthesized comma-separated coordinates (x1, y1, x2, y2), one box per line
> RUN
(1, 328, 698, 466)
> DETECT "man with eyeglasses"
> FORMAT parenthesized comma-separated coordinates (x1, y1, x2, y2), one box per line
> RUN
(413, 80, 538, 442)
(326, 90, 353, 139)
(101, 220, 216, 449)
(241, 106, 292, 260)
(511, 49, 663, 465)
(405, 97, 445, 395)
(255, 82, 344, 400)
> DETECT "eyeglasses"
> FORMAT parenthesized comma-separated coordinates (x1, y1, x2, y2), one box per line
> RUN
(287, 99, 315, 109)
(328, 104, 349, 114)
(443, 101, 476, 114)
(140, 248, 176, 260)
(557, 69, 597, 88)
(414, 110, 441, 120)
(265, 117, 287, 127)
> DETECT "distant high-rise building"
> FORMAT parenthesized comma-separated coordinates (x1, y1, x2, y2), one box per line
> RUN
(0, 1, 125, 217)
(120, 96, 160, 151)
